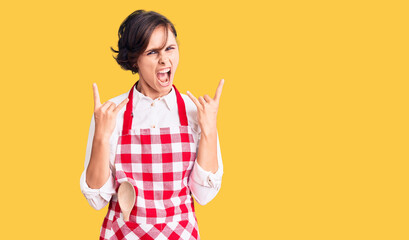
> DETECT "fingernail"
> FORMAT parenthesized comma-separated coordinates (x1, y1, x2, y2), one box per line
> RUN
(187, 91, 190, 94)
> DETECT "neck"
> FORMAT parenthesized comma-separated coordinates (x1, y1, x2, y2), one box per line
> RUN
(136, 79, 171, 100)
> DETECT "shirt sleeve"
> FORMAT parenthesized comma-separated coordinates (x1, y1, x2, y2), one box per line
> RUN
(189, 130, 224, 205)
(79, 113, 116, 210)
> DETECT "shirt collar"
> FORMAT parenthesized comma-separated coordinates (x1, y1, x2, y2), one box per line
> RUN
(132, 84, 176, 111)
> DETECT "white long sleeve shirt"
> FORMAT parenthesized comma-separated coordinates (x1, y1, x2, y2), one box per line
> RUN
(80, 84, 223, 210)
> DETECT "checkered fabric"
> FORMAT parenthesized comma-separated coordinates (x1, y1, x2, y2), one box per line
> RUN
(100, 81, 200, 240)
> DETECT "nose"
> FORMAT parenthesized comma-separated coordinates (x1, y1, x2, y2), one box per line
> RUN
(159, 52, 169, 64)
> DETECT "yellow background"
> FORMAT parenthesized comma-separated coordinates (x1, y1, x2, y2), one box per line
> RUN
(0, 0, 408, 239)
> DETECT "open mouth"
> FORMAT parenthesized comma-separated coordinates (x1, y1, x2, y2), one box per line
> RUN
(156, 68, 171, 86)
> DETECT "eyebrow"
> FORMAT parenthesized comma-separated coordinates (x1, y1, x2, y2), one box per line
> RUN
(145, 44, 176, 53)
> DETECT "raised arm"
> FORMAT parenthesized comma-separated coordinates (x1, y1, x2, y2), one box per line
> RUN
(186, 79, 225, 205)
(86, 83, 128, 188)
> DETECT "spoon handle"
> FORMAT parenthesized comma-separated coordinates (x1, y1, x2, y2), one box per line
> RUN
(123, 210, 130, 222)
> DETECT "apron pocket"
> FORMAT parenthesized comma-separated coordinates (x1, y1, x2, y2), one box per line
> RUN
(110, 215, 163, 240)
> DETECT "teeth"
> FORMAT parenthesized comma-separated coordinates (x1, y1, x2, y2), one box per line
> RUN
(158, 68, 170, 73)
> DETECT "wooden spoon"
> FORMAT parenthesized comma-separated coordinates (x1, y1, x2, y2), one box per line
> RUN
(117, 181, 136, 222)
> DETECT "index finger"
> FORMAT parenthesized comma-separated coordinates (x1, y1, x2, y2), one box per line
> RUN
(213, 79, 225, 102)
(93, 83, 101, 110)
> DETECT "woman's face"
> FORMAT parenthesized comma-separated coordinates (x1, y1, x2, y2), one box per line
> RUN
(136, 25, 179, 99)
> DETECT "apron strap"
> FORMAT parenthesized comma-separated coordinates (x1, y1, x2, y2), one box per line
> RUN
(122, 81, 188, 135)
(173, 83, 189, 127)
(122, 81, 136, 135)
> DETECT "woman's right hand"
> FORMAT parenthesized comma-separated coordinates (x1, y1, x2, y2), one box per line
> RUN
(93, 83, 129, 140)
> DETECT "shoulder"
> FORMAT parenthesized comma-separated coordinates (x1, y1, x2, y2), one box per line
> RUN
(180, 92, 200, 133)
(180, 93, 196, 113)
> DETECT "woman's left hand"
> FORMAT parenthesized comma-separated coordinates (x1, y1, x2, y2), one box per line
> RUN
(186, 79, 224, 136)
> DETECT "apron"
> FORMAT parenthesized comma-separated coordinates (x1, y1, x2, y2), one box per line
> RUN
(99, 81, 200, 240)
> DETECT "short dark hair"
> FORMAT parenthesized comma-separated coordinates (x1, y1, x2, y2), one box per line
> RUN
(110, 10, 178, 74)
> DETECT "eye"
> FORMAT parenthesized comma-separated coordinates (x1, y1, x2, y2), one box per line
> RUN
(147, 47, 174, 55)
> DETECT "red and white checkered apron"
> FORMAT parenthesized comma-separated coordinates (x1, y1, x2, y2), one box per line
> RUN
(99, 81, 200, 240)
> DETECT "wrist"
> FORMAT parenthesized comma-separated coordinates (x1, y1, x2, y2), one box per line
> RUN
(94, 131, 111, 143)
(201, 128, 217, 139)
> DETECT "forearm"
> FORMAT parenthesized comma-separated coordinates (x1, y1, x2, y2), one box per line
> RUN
(86, 134, 111, 189)
(196, 129, 218, 173)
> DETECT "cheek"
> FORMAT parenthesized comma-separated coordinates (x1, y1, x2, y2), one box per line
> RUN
(138, 60, 155, 74)
(171, 53, 180, 65)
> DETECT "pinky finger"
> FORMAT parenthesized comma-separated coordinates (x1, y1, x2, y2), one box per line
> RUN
(186, 91, 203, 111)
(114, 98, 129, 114)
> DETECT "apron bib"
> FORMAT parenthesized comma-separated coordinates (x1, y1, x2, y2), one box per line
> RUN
(99, 81, 200, 240)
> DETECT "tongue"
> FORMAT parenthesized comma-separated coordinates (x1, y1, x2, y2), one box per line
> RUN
(157, 72, 168, 81)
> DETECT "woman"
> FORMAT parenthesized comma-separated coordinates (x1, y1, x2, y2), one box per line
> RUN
(80, 10, 224, 240)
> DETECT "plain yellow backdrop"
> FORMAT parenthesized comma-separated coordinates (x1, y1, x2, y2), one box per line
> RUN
(0, 0, 408, 239)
